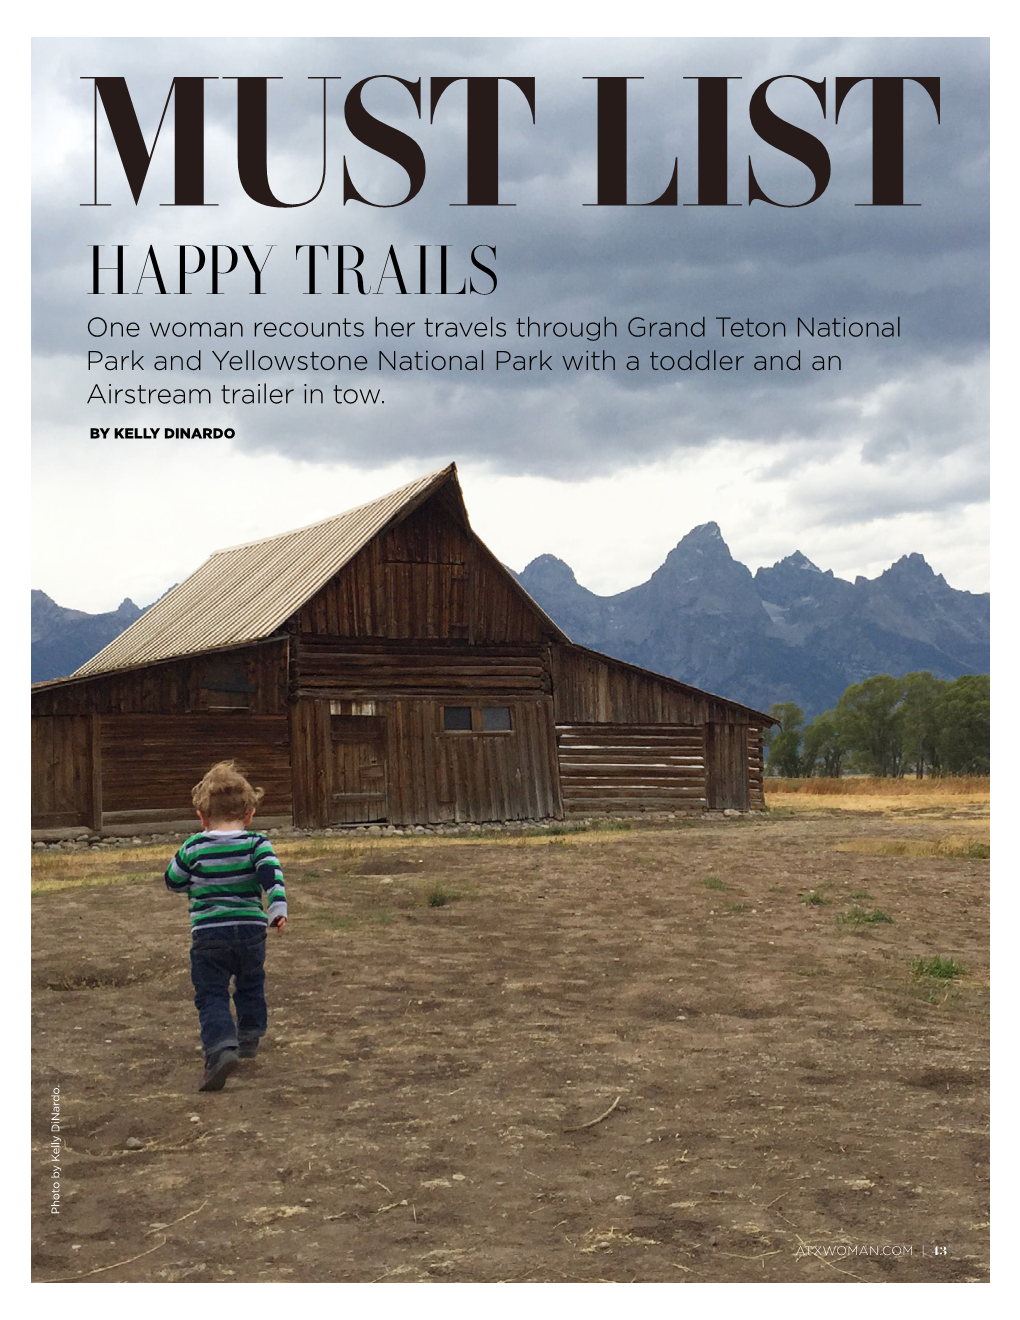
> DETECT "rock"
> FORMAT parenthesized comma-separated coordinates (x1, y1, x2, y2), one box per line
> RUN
(125, 1136, 144, 1150)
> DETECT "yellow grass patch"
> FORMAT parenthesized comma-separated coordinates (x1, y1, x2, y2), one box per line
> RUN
(768, 776, 989, 796)
(765, 777, 989, 817)
(833, 833, 989, 859)
(30, 825, 636, 893)
(31, 845, 168, 894)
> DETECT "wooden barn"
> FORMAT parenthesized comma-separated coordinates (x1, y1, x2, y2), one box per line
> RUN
(31, 465, 772, 837)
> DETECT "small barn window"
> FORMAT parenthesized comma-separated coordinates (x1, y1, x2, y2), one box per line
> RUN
(443, 706, 473, 731)
(198, 658, 255, 710)
(441, 705, 513, 733)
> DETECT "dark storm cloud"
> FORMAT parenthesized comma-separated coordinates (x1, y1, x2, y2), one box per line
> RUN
(33, 36, 988, 481)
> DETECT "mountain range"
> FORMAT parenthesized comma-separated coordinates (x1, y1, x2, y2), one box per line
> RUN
(32, 525, 989, 717)
(514, 525, 988, 718)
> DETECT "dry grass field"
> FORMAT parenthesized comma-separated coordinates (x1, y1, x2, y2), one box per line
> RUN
(31, 784, 989, 1284)
(764, 776, 991, 819)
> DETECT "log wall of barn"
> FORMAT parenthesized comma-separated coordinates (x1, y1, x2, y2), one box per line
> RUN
(747, 727, 765, 810)
(556, 724, 707, 816)
(291, 637, 551, 699)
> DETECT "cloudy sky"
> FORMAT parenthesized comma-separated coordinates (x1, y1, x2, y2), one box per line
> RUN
(32, 37, 989, 612)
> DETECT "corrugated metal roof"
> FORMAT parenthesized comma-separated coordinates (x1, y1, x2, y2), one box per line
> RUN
(74, 466, 458, 677)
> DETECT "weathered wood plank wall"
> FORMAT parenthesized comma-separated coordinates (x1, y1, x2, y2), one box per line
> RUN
(329, 714, 388, 824)
(99, 714, 292, 820)
(705, 723, 750, 811)
(550, 644, 752, 726)
(31, 710, 292, 828)
(31, 640, 289, 717)
(289, 694, 560, 828)
(31, 715, 95, 828)
(294, 503, 551, 645)
(289, 698, 329, 829)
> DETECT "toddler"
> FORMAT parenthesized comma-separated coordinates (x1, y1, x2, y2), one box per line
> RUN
(165, 761, 287, 1091)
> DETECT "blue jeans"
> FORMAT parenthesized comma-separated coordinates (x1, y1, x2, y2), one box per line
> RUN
(190, 925, 268, 1058)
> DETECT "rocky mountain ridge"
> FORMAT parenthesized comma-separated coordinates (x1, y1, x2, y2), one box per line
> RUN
(515, 525, 988, 718)
(32, 591, 144, 684)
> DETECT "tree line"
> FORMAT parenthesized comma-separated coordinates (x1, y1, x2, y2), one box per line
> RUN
(762, 672, 990, 778)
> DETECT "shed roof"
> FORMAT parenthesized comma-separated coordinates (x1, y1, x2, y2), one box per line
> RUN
(73, 465, 494, 677)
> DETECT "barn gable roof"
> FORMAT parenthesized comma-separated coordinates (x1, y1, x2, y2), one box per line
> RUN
(73, 464, 566, 677)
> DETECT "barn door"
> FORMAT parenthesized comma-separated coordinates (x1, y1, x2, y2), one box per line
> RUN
(330, 715, 388, 823)
(32, 715, 97, 829)
(705, 723, 749, 811)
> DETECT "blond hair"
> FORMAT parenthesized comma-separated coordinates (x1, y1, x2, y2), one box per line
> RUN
(191, 760, 264, 821)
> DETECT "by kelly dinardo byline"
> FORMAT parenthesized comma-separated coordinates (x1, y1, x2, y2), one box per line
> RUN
(89, 426, 238, 439)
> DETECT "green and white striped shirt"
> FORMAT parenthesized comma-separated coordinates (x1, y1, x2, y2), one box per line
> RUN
(165, 831, 287, 932)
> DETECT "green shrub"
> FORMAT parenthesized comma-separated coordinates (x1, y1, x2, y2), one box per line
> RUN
(837, 906, 893, 926)
(423, 882, 460, 908)
(911, 955, 965, 980)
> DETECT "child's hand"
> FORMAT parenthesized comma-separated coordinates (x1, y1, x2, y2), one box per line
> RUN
(270, 916, 287, 932)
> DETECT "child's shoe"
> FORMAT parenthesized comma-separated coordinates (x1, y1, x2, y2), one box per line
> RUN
(199, 1047, 240, 1091)
(238, 1037, 260, 1059)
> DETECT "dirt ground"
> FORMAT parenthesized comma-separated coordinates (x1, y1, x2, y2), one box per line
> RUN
(31, 805, 990, 1284)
